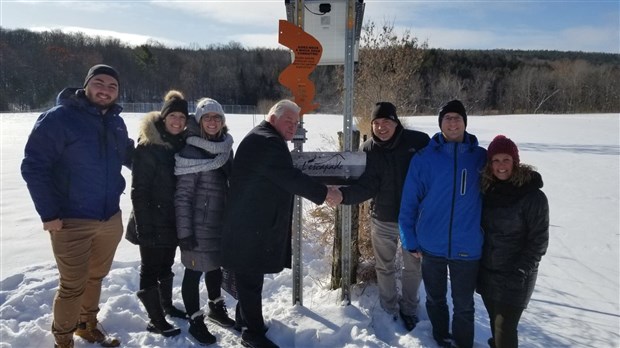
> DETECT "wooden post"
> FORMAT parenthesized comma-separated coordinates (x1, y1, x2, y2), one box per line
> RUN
(330, 130, 360, 291)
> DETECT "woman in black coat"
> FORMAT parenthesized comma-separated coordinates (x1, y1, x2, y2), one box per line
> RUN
(478, 135, 549, 348)
(174, 98, 235, 345)
(125, 90, 188, 337)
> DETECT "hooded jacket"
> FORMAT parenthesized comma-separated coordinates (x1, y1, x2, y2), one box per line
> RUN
(399, 132, 487, 260)
(125, 111, 185, 247)
(477, 168, 549, 308)
(340, 124, 430, 222)
(21, 88, 133, 222)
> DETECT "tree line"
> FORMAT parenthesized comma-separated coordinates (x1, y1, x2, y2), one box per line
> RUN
(1, 26, 618, 116)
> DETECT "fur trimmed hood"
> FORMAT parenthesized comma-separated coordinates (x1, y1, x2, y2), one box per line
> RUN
(481, 163, 543, 195)
(137, 111, 181, 149)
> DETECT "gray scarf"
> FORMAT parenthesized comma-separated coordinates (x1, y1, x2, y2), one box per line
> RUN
(174, 134, 233, 175)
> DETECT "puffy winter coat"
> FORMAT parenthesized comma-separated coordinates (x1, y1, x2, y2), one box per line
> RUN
(221, 121, 328, 274)
(399, 132, 487, 260)
(174, 132, 233, 273)
(125, 112, 185, 247)
(21, 88, 133, 222)
(340, 125, 430, 222)
(477, 169, 549, 308)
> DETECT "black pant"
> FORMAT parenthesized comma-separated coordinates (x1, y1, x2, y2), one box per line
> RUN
(235, 272, 265, 335)
(482, 295, 524, 348)
(139, 246, 176, 290)
(181, 268, 223, 316)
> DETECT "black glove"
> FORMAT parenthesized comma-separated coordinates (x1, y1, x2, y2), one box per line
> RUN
(179, 236, 198, 251)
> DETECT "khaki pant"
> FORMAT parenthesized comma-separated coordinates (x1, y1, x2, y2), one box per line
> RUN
(371, 218, 422, 316)
(49, 211, 123, 338)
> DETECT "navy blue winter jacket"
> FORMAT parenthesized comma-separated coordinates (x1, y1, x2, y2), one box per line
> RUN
(399, 132, 486, 260)
(21, 88, 134, 222)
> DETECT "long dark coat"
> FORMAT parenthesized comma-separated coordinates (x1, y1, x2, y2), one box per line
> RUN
(125, 112, 185, 247)
(221, 121, 327, 274)
(477, 169, 549, 308)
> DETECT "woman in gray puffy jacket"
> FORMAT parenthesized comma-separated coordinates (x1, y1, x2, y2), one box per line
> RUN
(174, 98, 234, 345)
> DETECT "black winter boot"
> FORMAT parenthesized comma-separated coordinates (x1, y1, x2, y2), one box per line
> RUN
(137, 287, 181, 337)
(241, 331, 279, 348)
(159, 274, 187, 319)
(233, 302, 268, 333)
(188, 311, 216, 346)
(207, 296, 235, 328)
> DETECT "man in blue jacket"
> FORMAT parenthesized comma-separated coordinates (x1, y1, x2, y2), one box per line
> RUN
(21, 64, 134, 348)
(399, 100, 486, 348)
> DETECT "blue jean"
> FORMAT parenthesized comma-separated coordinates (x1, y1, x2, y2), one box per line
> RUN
(422, 254, 479, 348)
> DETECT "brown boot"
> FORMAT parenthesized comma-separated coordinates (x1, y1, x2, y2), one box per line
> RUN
(74, 319, 120, 347)
(51, 321, 75, 348)
(53, 335, 74, 348)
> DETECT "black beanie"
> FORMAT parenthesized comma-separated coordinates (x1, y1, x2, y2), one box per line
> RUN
(160, 90, 188, 119)
(438, 99, 467, 127)
(371, 102, 399, 123)
(83, 64, 120, 88)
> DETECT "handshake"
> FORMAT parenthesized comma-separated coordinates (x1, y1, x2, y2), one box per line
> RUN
(325, 186, 343, 206)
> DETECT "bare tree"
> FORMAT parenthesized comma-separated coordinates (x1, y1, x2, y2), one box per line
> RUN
(352, 21, 427, 137)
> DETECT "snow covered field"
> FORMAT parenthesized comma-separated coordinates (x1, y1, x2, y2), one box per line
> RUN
(1, 112, 619, 347)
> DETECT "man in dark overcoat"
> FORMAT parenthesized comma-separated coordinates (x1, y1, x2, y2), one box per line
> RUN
(221, 99, 340, 348)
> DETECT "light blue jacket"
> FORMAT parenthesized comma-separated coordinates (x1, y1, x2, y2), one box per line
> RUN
(399, 131, 486, 260)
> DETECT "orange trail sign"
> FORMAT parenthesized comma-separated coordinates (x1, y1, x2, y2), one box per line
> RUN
(278, 20, 322, 117)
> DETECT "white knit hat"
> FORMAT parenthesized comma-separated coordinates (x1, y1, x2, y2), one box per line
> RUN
(195, 98, 225, 124)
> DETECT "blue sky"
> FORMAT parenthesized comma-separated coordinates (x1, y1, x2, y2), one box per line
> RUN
(1, 0, 618, 53)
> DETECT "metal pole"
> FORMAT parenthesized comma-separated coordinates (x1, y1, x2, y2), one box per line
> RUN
(291, 0, 305, 306)
(291, 121, 305, 305)
(340, 0, 356, 305)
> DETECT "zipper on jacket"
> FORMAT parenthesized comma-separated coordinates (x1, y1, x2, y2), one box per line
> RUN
(460, 169, 467, 195)
(102, 116, 109, 220)
(448, 142, 458, 258)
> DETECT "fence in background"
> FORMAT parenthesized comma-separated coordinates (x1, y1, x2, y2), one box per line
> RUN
(120, 103, 258, 115)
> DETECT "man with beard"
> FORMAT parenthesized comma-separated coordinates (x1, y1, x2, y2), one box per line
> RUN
(22, 64, 134, 348)
(337, 102, 430, 330)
